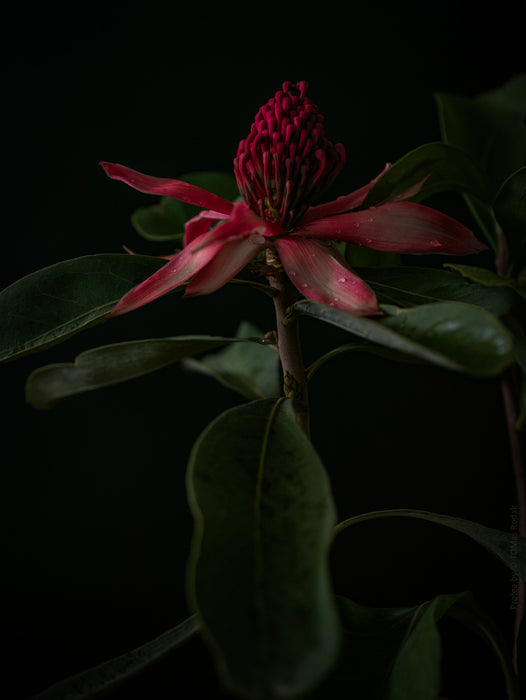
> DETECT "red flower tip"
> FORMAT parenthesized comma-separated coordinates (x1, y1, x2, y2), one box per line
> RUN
(234, 82, 345, 229)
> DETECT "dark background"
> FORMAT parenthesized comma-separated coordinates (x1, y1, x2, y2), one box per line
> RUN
(2, 2, 525, 698)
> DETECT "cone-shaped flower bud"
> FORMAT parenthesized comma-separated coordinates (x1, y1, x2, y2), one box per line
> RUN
(234, 81, 346, 229)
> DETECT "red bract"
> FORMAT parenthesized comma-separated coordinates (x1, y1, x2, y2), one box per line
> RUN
(101, 82, 486, 318)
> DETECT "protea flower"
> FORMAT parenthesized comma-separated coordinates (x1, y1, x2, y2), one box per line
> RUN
(101, 81, 485, 318)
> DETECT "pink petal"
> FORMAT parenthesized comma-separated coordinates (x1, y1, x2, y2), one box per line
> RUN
(184, 210, 230, 246)
(108, 202, 270, 317)
(108, 236, 224, 317)
(297, 201, 487, 254)
(186, 234, 268, 296)
(100, 162, 234, 216)
(301, 164, 391, 223)
(275, 237, 381, 316)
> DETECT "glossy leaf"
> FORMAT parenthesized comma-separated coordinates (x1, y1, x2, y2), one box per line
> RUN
(364, 141, 490, 208)
(186, 398, 340, 699)
(435, 75, 526, 198)
(131, 171, 239, 241)
(287, 299, 514, 376)
(361, 265, 516, 316)
(0, 254, 164, 363)
(334, 509, 526, 579)
(25, 335, 269, 409)
(435, 75, 526, 248)
(29, 615, 199, 700)
(182, 321, 281, 399)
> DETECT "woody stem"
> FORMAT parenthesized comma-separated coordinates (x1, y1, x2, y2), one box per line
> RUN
(266, 250, 310, 438)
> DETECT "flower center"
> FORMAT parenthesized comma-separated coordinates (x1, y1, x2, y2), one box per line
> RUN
(234, 81, 346, 229)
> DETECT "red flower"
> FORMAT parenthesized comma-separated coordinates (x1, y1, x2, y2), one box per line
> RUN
(101, 82, 486, 318)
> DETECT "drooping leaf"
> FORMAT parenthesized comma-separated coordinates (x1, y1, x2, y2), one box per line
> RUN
(131, 171, 239, 241)
(287, 299, 514, 376)
(182, 321, 281, 399)
(0, 254, 164, 363)
(186, 398, 340, 699)
(334, 509, 526, 579)
(311, 593, 519, 700)
(29, 615, 199, 700)
(388, 594, 465, 700)
(363, 141, 490, 208)
(444, 594, 520, 700)
(25, 335, 270, 409)
(361, 265, 517, 316)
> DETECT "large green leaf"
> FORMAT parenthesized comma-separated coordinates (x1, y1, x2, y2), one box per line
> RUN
(334, 509, 526, 579)
(186, 398, 340, 699)
(494, 167, 526, 275)
(29, 615, 199, 700)
(287, 299, 514, 376)
(131, 171, 239, 241)
(0, 254, 164, 363)
(363, 141, 490, 207)
(25, 335, 272, 410)
(361, 265, 517, 316)
(435, 75, 526, 198)
(182, 321, 281, 399)
(435, 75, 526, 247)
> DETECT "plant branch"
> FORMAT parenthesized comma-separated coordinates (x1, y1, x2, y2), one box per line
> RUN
(500, 372, 526, 673)
(266, 250, 310, 438)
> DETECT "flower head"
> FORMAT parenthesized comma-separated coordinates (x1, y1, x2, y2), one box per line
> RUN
(101, 82, 486, 318)
(234, 81, 345, 228)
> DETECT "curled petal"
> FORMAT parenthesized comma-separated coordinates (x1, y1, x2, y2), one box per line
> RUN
(301, 164, 391, 222)
(297, 201, 487, 255)
(275, 237, 380, 316)
(100, 162, 234, 216)
(184, 210, 229, 246)
(186, 234, 268, 297)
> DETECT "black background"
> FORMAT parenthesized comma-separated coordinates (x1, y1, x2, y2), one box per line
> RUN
(2, 2, 525, 698)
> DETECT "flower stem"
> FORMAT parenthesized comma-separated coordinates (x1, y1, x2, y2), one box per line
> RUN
(266, 250, 310, 438)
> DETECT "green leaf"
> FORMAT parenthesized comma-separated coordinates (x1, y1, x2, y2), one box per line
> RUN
(435, 75, 526, 247)
(435, 75, 526, 198)
(363, 141, 490, 207)
(182, 321, 281, 399)
(131, 171, 239, 241)
(388, 594, 464, 700)
(25, 335, 270, 409)
(494, 166, 526, 274)
(312, 593, 519, 700)
(186, 398, 340, 699)
(131, 198, 186, 242)
(334, 509, 526, 579)
(444, 595, 520, 700)
(443, 263, 515, 287)
(345, 244, 402, 269)
(287, 299, 514, 376)
(29, 615, 199, 700)
(362, 265, 517, 316)
(0, 254, 164, 363)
